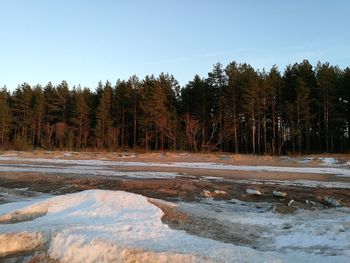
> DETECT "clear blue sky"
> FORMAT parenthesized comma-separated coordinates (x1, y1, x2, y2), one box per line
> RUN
(1, 0, 349, 90)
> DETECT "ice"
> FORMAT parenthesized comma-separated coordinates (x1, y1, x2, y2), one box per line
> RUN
(1, 190, 348, 262)
(299, 157, 313, 164)
(178, 198, 350, 258)
(0, 188, 51, 214)
(0, 164, 180, 179)
(320, 157, 339, 166)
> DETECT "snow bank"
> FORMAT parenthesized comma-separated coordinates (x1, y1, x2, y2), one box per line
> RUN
(0, 190, 272, 262)
(2, 190, 346, 262)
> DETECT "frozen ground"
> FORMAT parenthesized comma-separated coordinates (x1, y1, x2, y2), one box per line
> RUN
(178, 198, 350, 257)
(0, 189, 349, 263)
(1, 154, 350, 197)
(203, 178, 350, 189)
(0, 163, 181, 179)
(1, 155, 350, 178)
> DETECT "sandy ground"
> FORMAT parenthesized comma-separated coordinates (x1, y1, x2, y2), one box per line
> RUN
(1, 150, 350, 166)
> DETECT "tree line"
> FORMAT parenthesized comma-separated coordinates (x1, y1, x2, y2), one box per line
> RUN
(1, 60, 349, 154)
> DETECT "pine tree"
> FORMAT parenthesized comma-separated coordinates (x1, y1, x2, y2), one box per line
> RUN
(95, 81, 112, 149)
(71, 86, 90, 149)
(157, 73, 179, 150)
(181, 75, 209, 149)
(113, 80, 132, 149)
(240, 64, 259, 154)
(342, 68, 350, 150)
(206, 63, 228, 151)
(11, 83, 33, 148)
(129, 75, 140, 150)
(316, 63, 341, 152)
(31, 85, 45, 147)
(225, 62, 241, 153)
(265, 66, 282, 155)
(0, 87, 11, 146)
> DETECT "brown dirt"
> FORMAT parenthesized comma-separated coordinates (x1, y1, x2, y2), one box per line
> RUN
(2, 150, 350, 167)
(0, 170, 349, 207)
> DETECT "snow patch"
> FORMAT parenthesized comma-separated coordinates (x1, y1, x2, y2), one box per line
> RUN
(299, 157, 313, 164)
(246, 189, 262, 195)
(2, 190, 345, 262)
(118, 153, 136, 158)
(0, 164, 179, 179)
(0, 153, 18, 157)
(319, 157, 339, 166)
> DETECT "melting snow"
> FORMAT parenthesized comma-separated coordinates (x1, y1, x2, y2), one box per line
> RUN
(178, 198, 350, 259)
(1, 190, 349, 262)
(0, 164, 180, 179)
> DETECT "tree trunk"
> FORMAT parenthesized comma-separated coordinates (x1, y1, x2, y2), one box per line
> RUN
(133, 105, 137, 149)
(121, 110, 125, 148)
(324, 96, 329, 153)
(233, 100, 238, 153)
(252, 116, 255, 154)
(257, 120, 261, 155)
(272, 104, 276, 156)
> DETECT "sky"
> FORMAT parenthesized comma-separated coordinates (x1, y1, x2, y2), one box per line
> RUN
(1, 0, 349, 90)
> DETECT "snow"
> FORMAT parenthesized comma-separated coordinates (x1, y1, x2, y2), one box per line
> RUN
(0, 164, 180, 179)
(0, 153, 18, 157)
(1, 190, 348, 262)
(319, 157, 339, 166)
(178, 198, 350, 259)
(246, 189, 262, 195)
(299, 157, 313, 164)
(0, 190, 272, 262)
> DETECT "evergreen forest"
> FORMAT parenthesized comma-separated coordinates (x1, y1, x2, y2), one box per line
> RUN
(1, 60, 349, 155)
